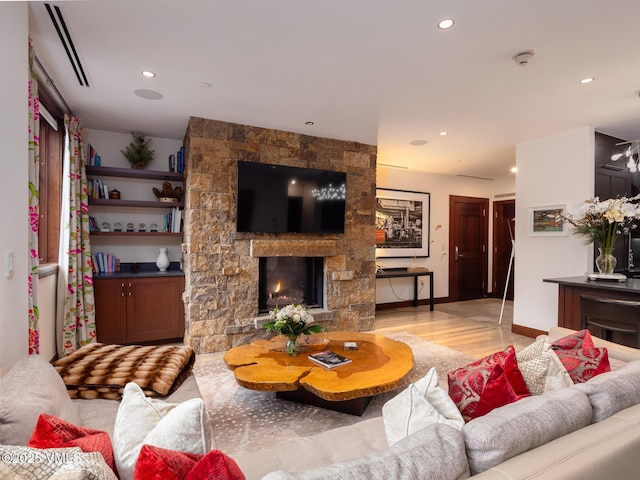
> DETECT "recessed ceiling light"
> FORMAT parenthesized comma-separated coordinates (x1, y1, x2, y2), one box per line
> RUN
(141, 70, 156, 78)
(305, 121, 315, 126)
(134, 89, 163, 100)
(440, 131, 448, 136)
(200, 82, 212, 89)
(438, 19, 455, 29)
(409, 139, 428, 146)
(580, 77, 594, 84)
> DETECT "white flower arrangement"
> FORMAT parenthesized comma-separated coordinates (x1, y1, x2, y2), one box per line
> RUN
(263, 304, 322, 339)
(559, 195, 640, 250)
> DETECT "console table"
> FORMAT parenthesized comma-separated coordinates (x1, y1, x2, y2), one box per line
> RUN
(376, 268, 434, 310)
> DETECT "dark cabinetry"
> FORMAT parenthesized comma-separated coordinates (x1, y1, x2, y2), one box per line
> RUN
(94, 275, 185, 344)
(594, 132, 632, 272)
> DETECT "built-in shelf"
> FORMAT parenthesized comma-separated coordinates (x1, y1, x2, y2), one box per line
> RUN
(90, 231, 183, 237)
(86, 165, 184, 181)
(88, 198, 184, 208)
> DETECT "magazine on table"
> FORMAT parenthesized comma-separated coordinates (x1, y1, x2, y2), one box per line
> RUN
(308, 350, 352, 369)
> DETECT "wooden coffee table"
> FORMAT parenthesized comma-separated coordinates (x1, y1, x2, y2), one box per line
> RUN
(223, 332, 414, 415)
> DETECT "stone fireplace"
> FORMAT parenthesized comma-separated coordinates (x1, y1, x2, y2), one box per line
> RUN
(259, 257, 324, 312)
(181, 117, 378, 353)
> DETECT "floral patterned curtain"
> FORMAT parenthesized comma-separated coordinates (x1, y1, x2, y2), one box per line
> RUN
(57, 115, 96, 356)
(28, 39, 40, 355)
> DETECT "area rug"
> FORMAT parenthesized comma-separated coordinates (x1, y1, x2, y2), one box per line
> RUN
(193, 333, 475, 456)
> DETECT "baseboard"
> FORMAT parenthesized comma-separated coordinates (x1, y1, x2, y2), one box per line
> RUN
(512, 323, 546, 339)
(375, 297, 447, 311)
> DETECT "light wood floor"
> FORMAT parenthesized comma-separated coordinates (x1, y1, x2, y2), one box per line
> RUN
(372, 298, 533, 359)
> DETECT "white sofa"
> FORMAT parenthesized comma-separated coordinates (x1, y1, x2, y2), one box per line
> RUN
(3, 326, 640, 479)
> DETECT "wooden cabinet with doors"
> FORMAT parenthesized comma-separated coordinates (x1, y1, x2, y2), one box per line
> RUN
(94, 274, 185, 344)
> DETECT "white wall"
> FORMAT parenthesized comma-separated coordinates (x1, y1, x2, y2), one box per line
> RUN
(514, 127, 594, 332)
(0, 3, 29, 372)
(375, 167, 515, 303)
(84, 129, 183, 265)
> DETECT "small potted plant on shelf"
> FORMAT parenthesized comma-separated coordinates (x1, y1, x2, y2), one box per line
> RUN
(152, 181, 183, 202)
(121, 132, 154, 169)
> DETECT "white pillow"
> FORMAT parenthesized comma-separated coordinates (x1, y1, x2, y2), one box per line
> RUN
(382, 367, 464, 446)
(113, 382, 214, 480)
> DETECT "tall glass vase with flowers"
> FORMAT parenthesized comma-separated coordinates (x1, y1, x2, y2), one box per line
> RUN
(263, 304, 322, 356)
(559, 195, 640, 274)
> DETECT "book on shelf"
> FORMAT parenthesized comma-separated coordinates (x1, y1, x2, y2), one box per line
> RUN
(308, 350, 352, 369)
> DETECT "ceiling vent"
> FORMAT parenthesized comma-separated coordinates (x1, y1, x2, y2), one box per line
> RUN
(45, 3, 90, 87)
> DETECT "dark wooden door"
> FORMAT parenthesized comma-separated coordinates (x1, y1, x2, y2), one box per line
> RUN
(493, 200, 515, 301)
(126, 276, 184, 343)
(449, 196, 489, 301)
(94, 278, 127, 344)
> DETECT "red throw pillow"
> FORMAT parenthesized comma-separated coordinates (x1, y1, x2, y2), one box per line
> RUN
(134, 445, 246, 480)
(134, 445, 202, 480)
(554, 347, 611, 383)
(448, 346, 529, 421)
(472, 364, 520, 419)
(27, 413, 116, 474)
(186, 449, 246, 480)
(551, 329, 595, 351)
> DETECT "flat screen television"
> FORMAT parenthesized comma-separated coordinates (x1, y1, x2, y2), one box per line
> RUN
(237, 161, 346, 234)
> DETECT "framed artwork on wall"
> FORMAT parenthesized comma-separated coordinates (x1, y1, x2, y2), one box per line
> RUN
(528, 204, 567, 236)
(375, 188, 430, 258)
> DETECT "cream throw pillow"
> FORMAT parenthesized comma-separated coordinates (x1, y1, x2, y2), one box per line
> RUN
(516, 337, 573, 395)
(382, 367, 464, 446)
(0, 355, 82, 446)
(0, 445, 117, 480)
(113, 382, 214, 480)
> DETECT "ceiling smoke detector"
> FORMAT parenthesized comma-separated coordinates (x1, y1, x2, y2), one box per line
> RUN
(512, 50, 535, 66)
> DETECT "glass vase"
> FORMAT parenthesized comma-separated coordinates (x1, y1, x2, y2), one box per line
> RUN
(595, 247, 616, 274)
(285, 336, 301, 356)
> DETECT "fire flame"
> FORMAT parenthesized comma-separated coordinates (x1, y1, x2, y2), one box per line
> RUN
(274, 281, 281, 293)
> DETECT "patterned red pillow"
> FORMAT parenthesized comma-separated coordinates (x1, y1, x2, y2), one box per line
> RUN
(134, 445, 246, 480)
(134, 445, 201, 480)
(554, 347, 611, 383)
(27, 413, 116, 474)
(448, 346, 529, 421)
(551, 329, 595, 351)
(185, 449, 246, 480)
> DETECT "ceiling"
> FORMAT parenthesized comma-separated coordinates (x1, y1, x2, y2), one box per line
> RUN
(28, 0, 640, 181)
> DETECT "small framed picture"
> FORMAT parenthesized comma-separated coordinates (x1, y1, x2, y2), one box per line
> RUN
(529, 205, 567, 236)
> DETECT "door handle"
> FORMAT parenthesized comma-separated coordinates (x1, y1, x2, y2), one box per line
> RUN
(121, 282, 126, 297)
(455, 246, 464, 260)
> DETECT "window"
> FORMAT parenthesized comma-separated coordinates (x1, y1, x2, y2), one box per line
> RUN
(37, 85, 64, 265)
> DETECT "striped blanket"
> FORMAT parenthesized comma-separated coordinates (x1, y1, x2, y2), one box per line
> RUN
(53, 343, 196, 400)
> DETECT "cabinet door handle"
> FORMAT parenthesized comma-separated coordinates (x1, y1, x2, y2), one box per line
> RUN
(128, 282, 133, 296)
(121, 282, 126, 297)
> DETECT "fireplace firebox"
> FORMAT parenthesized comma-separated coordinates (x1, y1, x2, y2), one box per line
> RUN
(259, 257, 324, 312)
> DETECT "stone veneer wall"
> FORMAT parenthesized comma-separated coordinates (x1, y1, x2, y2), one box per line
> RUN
(182, 117, 378, 353)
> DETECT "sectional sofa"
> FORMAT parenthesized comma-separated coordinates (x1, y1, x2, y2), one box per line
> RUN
(2, 326, 640, 479)
(233, 326, 640, 479)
